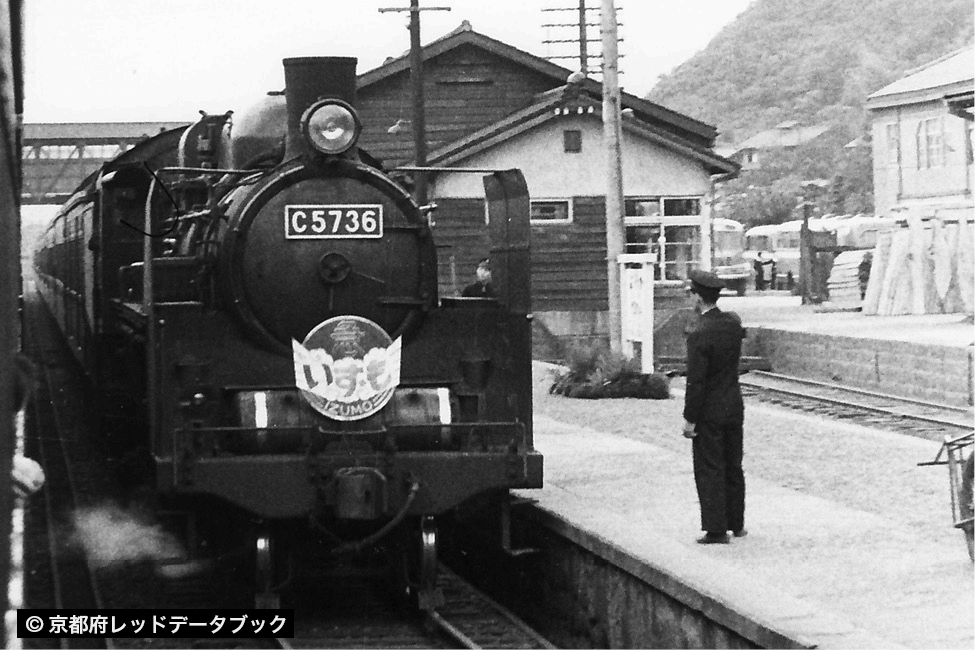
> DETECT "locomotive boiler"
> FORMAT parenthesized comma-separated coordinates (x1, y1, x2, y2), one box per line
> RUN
(34, 56, 541, 608)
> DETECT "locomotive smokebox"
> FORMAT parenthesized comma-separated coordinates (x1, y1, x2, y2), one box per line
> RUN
(283, 56, 358, 159)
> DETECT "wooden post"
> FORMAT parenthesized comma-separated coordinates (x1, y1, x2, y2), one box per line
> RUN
(602, 0, 624, 354)
(800, 201, 813, 305)
(378, 2, 450, 206)
(408, 0, 427, 206)
(578, 0, 588, 74)
(0, 2, 22, 638)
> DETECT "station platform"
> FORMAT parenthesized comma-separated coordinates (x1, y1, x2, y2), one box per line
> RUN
(523, 361, 974, 648)
(724, 293, 974, 407)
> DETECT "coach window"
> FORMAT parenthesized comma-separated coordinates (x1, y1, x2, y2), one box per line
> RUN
(530, 199, 571, 224)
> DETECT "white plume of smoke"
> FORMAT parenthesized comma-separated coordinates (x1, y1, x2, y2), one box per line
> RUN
(70, 504, 185, 569)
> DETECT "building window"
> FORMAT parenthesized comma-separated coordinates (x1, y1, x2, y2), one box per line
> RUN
(624, 196, 704, 282)
(663, 198, 701, 216)
(530, 199, 571, 224)
(886, 123, 900, 165)
(563, 129, 582, 153)
(917, 117, 946, 168)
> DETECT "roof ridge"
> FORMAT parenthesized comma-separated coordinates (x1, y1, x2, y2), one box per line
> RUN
(357, 23, 719, 143)
(902, 43, 974, 77)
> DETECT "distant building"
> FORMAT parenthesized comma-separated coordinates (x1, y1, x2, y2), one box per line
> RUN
(732, 121, 832, 170)
(22, 122, 188, 204)
(865, 45, 974, 220)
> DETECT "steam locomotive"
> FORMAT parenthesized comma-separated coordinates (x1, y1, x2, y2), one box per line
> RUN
(34, 56, 541, 608)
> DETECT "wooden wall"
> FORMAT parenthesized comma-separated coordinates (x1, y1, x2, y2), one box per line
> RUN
(358, 44, 558, 167)
(431, 196, 609, 312)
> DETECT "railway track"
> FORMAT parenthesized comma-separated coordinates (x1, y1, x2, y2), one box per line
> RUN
(22, 289, 113, 650)
(275, 566, 553, 649)
(740, 370, 974, 442)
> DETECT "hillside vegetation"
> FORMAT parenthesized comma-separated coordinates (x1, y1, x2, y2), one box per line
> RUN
(646, 0, 973, 223)
(649, 0, 974, 144)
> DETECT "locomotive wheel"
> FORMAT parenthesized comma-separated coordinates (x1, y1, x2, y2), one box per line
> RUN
(255, 526, 281, 609)
(419, 517, 438, 607)
(401, 516, 443, 611)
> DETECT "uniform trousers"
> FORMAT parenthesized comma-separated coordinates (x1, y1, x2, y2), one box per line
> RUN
(692, 419, 745, 534)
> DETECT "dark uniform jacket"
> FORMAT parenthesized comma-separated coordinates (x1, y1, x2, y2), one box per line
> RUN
(682, 308, 745, 425)
(462, 281, 495, 298)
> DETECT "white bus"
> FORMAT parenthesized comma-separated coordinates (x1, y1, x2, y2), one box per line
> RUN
(711, 218, 750, 295)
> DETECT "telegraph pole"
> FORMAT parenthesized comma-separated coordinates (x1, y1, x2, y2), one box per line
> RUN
(602, 0, 624, 353)
(577, 0, 589, 74)
(379, 1, 450, 205)
(541, 2, 623, 80)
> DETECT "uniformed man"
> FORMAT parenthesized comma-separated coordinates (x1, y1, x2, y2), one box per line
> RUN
(461, 258, 496, 298)
(682, 269, 747, 544)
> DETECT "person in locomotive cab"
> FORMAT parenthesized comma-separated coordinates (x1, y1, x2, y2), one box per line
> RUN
(681, 270, 746, 545)
(461, 258, 496, 298)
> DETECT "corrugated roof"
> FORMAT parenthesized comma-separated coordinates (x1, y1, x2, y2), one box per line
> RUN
(867, 45, 974, 109)
(23, 122, 188, 142)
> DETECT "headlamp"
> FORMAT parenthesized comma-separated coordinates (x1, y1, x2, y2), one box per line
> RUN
(301, 100, 361, 155)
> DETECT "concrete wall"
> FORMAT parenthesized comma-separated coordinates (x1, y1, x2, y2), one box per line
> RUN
(745, 327, 974, 407)
(461, 507, 812, 649)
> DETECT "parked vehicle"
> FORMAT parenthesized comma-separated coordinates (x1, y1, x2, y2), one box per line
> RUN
(711, 218, 750, 295)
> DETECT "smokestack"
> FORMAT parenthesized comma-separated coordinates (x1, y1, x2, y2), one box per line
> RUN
(283, 56, 358, 160)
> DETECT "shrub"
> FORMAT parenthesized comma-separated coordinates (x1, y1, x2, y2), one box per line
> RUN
(549, 342, 670, 400)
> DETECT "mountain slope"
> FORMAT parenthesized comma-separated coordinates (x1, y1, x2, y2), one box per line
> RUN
(647, 0, 974, 144)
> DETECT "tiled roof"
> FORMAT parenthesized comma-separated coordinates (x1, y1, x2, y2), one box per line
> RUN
(736, 123, 831, 150)
(358, 23, 718, 146)
(867, 45, 974, 109)
(427, 85, 738, 176)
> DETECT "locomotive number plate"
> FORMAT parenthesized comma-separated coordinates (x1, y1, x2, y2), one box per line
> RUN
(284, 204, 383, 239)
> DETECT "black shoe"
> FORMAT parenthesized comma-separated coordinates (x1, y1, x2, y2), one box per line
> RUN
(697, 533, 730, 545)
(732, 528, 748, 538)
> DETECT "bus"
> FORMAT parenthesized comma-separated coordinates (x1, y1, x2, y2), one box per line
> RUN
(711, 218, 750, 295)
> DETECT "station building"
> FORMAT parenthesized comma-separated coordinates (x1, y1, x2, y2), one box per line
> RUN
(355, 22, 738, 350)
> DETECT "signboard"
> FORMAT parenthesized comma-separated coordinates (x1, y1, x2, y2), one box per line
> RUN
(284, 204, 383, 239)
(618, 253, 655, 374)
(292, 316, 401, 421)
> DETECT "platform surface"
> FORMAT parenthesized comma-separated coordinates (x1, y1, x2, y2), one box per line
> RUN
(722, 292, 973, 348)
(526, 361, 974, 649)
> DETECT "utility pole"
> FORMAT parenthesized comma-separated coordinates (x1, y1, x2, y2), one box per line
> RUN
(541, 3, 621, 78)
(379, 1, 450, 206)
(577, 0, 588, 74)
(602, 0, 624, 354)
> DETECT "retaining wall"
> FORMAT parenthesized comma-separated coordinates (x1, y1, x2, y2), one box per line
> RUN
(745, 327, 974, 407)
